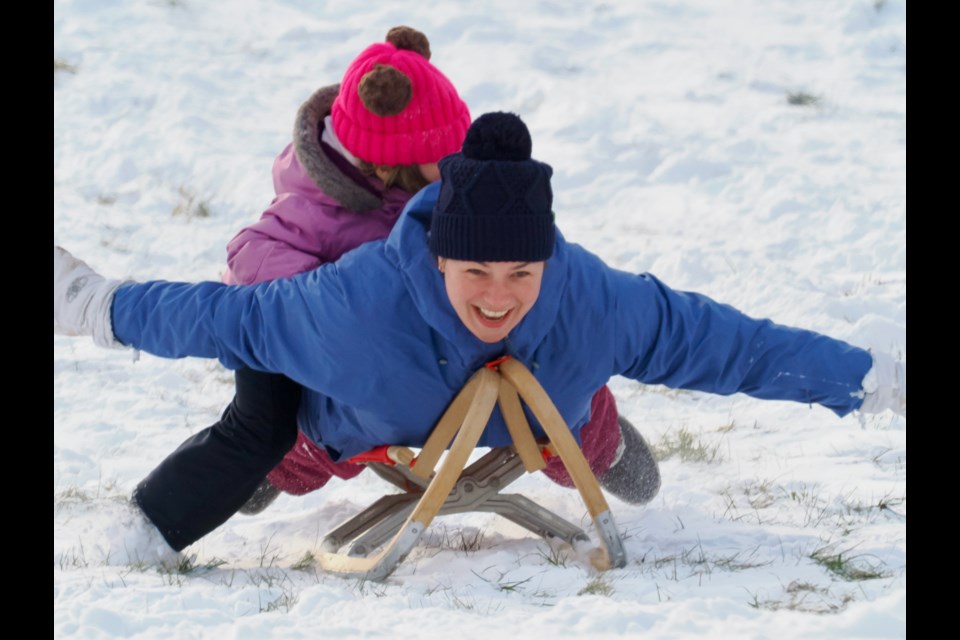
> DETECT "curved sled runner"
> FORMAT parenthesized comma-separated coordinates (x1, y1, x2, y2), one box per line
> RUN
(315, 358, 627, 581)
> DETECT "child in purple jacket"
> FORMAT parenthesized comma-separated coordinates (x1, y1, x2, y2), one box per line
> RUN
(131, 27, 657, 554)
(221, 27, 467, 510)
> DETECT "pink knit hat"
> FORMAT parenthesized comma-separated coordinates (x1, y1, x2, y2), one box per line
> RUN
(331, 27, 471, 166)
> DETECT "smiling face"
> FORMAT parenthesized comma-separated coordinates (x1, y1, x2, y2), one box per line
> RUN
(439, 258, 546, 343)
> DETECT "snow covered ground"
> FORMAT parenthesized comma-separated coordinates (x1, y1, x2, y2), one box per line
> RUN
(54, 1, 906, 637)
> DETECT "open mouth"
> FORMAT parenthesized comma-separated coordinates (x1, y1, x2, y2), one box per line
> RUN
(473, 305, 512, 327)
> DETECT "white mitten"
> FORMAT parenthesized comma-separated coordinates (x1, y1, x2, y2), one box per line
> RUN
(859, 350, 906, 417)
(54, 246, 125, 348)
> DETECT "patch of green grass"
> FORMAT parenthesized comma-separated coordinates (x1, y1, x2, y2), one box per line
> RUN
(456, 528, 485, 552)
(261, 591, 298, 613)
(651, 426, 722, 463)
(843, 491, 905, 518)
(157, 555, 226, 578)
(172, 185, 212, 219)
(56, 486, 94, 503)
(708, 549, 772, 572)
(256, 535, 283, 568)
(470, 567, 534, 594)
(498, 577, 533, 593)
(447, 593, 476, 610)
(649, 542, 772, 581)
(578, 575, 614, 596)
(54, 58, 77, 74)
(786, 91, 821, 107)
(352, 576, 389, 597)
(57, 545, 89, 569)
(429, 524, 486, 553)
(746, 478, 777, 509)
(809, 545, 891, 581)
(715, 420, 737, 434)
(291, 551, 315, 571)
(54, 480, 127, 511)
(748, 580, 857, 614)
(537, 546, 570, 567)
(720, 479, 843, 528)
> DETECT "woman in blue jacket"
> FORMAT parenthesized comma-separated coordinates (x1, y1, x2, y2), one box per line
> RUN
(54, 112, 905, 557)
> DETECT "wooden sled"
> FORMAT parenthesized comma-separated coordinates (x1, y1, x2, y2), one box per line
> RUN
(315, 358, 627, 581)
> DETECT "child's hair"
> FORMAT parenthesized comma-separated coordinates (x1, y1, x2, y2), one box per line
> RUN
(356, 162, 431, 194)
(332, 26, 470, 169)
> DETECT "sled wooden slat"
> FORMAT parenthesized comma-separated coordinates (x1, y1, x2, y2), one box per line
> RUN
(316, 368, 499, 579)
(408, 370, 486, 480)
(406, 367, 500, 523)
(497, 377, 546, 473)
(315, 359, 627, 579)
(498, 358, 627, 570)
(498, 359, 609, 517)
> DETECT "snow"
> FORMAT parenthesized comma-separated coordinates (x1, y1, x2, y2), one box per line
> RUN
(54, 1, 906, 637)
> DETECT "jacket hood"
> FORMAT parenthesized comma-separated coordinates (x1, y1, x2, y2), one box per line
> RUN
(291, 84, 385, 213)
(384, 182, 568, 369)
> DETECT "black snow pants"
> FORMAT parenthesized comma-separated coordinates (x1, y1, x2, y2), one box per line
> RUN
(133, 367, 300, 551)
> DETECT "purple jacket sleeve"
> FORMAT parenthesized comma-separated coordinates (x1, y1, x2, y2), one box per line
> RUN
(223, 144, 405, 285)
(224, 143, 335, 285)
(225, 194, 327, 285)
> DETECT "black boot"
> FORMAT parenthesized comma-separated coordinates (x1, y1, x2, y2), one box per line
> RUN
(598, 415, 661, 505)
(239, 478, 282, 515)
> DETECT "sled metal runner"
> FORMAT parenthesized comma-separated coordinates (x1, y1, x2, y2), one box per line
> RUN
(315, 358, 627, 581)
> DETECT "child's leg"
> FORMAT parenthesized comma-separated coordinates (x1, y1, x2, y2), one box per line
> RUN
(265, 431, 364, 496)
(133, 368, 300, 551)
(541, 385, 621, 486)
(540, 385, 661, 505)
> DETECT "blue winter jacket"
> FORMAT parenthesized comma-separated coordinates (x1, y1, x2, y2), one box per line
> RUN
(112, 182, 873, 462)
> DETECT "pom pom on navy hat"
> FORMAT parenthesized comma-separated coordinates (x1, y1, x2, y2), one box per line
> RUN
(461, 112, 533, 161)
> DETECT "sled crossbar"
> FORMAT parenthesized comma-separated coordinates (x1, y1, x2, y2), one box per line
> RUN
(315, 359, 627, 580)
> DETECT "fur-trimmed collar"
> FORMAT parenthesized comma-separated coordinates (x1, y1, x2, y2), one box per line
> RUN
(291, 84, 384, 213)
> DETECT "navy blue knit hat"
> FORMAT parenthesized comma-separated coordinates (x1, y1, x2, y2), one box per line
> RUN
(429, 112, 555, 262)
